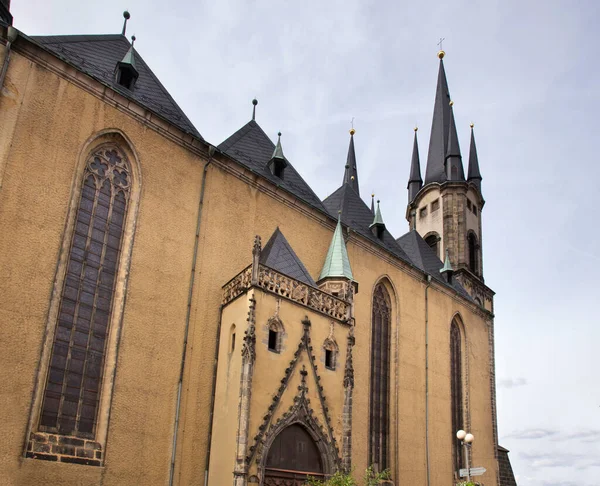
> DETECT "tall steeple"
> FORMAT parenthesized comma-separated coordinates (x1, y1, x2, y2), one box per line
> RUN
(343, 128, 360, 195)
(408, 127, 423, 202)
(424, 51, 458, 184)
(444, 102, 465, 181)
(467, 123, 482, 193)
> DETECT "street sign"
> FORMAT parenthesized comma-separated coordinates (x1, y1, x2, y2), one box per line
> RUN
(459, 467, 486, 477)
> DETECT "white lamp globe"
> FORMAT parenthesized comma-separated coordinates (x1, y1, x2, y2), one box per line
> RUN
(456, 430, 466, 440)
(465, 433, 474, 443)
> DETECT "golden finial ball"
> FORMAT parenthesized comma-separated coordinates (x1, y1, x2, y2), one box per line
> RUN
(349, 128, 356, 136)
(437, 50, 445, 59)
(470, 122, 474, 128)
(351, 176, 355, 181)
(449, 100, 454, 107)
(414, 126, 418, 132)
(371, 193, 375, 198)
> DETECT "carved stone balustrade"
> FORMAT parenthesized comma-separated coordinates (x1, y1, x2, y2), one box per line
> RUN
(222, 264, 350, 323)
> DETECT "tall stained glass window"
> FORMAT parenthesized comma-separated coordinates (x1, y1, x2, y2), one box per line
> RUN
(39, 145, 131, 437)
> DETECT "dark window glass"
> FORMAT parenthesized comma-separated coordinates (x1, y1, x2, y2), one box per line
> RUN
(468, 234, 478, 274)
(268, 330, 278, 352)
(369, 284, 391, 472)
(325, 349, 333, 369)
(451, 321, 464, 473)
(39, 146, 130, 438)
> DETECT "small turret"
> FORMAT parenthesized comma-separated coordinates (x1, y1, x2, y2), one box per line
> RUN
(408, 127, 423, 202)
(115, 35, 139, 90)
(467, 123, 482, 194)
(318, 213, 357, 300)
(268, 132, 288, 179)
(440, 248, 454, 283)
(370, 200, 386, 240)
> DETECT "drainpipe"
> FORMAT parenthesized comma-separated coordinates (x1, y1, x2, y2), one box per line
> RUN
(425, 274, 432, 486)
(0, 26, 18, 92)
(203, 304, 224, 486)
(169, 145, 215, 486)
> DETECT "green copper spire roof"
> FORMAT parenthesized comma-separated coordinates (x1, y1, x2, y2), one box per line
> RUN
(271, 132, 285, 160)
(319, 214, 353, 281)
(370, 200, 385, 228)
(120, 36, 137, 69)
(440, 248, 453, 273)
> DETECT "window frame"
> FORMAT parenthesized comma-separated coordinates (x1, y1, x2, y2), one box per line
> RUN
(25, 131, 141, 462)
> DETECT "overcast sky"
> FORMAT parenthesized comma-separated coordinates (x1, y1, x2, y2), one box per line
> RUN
(10, 1, 600, 484)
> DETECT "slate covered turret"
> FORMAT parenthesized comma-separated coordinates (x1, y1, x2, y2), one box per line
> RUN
(407, 127, 423, 202)
(343, 129, 360, 195)
(370, 200, 386, 240)
(467, 123, 482, 194)
(115, 35, 139, 90)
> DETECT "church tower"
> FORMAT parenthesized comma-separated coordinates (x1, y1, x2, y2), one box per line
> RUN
(406, 50, 493, 310)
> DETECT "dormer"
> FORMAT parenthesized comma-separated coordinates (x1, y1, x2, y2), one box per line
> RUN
(115, 37, 139, 90)
(268, 132, 288, 179)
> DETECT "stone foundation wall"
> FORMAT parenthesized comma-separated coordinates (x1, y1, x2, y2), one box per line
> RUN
(27, 432, 102, 466)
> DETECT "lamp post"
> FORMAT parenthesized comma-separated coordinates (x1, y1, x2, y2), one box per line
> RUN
(456, 429, 474, 482)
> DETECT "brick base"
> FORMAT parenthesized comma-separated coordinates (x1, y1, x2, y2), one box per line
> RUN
(27, 432, 102, 466)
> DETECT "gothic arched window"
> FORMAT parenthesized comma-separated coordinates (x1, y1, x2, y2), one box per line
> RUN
(39, 145, 131, 438)
(468, 233, 478, 274)
(369, 283, 391, 472)
(450, 319, 464, 474)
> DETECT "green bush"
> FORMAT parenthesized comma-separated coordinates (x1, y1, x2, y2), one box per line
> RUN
(306, 466, 391, 486)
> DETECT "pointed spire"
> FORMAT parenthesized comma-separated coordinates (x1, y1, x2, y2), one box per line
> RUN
(343, 128, 360, 195)
(440, 248, 454, 283)
(268, 132, 288, 178)
(371, 193, 375, 214)
(319, 213, 354, 281)
(467, 123, 482, 193)
(252, 98, 258, 121)
(444, 101, 465, 181)
(424, 52, 454, 184)
(370, 200, 386, 239)
(408, 127, 423, 202)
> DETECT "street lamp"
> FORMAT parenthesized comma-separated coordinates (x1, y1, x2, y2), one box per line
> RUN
(456, 430, 474, 482)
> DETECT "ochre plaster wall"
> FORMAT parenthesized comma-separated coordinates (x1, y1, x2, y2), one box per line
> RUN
(0, 41, 498, 486)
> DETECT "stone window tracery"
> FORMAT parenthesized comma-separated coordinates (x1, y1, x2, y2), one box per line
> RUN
(369, 283, 391, 472)
(39, 145, 131, 438)
(450, 319, 464, 474)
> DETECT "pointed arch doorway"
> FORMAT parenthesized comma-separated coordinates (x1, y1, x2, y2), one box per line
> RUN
(263, 424, 326, 485)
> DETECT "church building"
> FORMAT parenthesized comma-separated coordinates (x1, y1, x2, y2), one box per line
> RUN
(0, 5, 517, 485)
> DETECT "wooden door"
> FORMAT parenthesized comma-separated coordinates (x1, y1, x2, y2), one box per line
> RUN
(264, 424, 324, 486)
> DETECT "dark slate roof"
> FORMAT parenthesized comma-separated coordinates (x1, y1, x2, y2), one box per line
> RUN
(468, 125, 482, 182)
(29, 34, 201, 138)
(342, 133, 360, 195)
(396, 230, 472, 298)
(497, 445, 518, 486)
(218, 120, 326, 212)
(0, 1, 12, 26)
(260, 227, 317, 287)
(322, 184, 410, 263)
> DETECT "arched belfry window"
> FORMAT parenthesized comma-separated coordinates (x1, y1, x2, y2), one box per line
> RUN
(450, 319, 464, 473)
(468, 233, 478, 275)
(39, 144, 131, 438)
(369, 283, 391, 472)
(424, 233, 440, 260)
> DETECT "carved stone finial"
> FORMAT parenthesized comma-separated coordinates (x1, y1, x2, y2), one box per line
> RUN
(251, 235, 262, 285)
